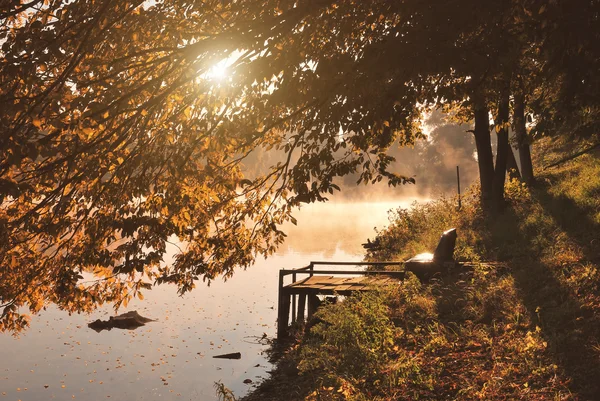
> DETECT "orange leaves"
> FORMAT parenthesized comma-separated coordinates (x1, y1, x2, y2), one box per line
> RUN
(1, 0, 450, 336)
(82, 127, 94, 139)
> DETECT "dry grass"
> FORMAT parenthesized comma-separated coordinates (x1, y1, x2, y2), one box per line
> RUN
(242, 137, 600, 401)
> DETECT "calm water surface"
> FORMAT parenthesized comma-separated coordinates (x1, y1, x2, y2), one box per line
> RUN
(0, 200, 417, 400)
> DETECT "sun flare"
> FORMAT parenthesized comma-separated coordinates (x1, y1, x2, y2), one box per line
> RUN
(207, 61, 228, 80)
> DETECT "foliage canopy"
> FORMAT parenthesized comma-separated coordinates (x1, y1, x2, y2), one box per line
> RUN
(1, 0, 599, 331)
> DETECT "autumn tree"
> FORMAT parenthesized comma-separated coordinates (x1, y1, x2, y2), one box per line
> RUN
(2, 0, 596, 332)
(0, 0, 420, 331)
(527, 0, 600, 141)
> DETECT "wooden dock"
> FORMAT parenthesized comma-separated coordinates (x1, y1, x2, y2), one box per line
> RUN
(277, 261, 405, 339)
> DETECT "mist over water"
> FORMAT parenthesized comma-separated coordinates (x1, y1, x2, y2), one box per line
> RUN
(0, 198, 421, 401)
(344, 112, 479, 199)
(279, 199, 420, 257)
(244, 111, 479, 203)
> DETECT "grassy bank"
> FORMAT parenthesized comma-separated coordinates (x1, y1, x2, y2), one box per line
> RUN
(240, 137, 600, 401)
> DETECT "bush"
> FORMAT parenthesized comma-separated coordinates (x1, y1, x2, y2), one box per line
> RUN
(298, 290, 397, 385)
(366, 189, 486, 264)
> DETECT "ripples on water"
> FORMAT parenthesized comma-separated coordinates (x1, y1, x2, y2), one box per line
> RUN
(0, 200, 418, 400)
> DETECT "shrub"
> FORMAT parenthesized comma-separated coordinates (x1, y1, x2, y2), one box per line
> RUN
(298, 290, 397, 385)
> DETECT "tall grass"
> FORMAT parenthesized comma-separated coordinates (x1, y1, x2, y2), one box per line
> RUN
(241, 138, 599, 401)
(290, 138, 599, 400)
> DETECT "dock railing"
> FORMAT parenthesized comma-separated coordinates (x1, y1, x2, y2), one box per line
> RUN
(277, 261, 406, 339)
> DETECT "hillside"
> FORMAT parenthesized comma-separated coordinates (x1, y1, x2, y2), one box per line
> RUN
(240, 137, 600, 401)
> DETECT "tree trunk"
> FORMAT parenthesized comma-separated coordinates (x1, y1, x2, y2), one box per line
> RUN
(506, 146, 521, 180)
(473, 95, 494, 208)
(514, 91, 534, 184)
(492, 89, 510, 213)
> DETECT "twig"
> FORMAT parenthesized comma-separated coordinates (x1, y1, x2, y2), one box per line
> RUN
(544, 142, 600, 170)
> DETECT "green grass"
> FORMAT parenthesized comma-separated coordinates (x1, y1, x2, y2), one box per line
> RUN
(242, 137, 600, 401)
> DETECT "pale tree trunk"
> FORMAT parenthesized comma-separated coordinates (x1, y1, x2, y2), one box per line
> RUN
(492, 88, 510, 213)
(514, 91, 534, 184)
(506, 146, 521, 180)
(472, 94, 495, 209)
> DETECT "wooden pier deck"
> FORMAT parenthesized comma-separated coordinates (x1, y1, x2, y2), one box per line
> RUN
(287, 275, 397, 293)
(277, 261, 405, 339)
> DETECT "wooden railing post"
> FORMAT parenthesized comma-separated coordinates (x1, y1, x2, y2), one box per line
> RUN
(291, 272, 297, 323)
(297, 294, 306, 322)
(307, 294, 319, 319)
(277, 270, 290, 340)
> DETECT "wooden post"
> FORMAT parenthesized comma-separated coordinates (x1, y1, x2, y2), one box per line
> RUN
(277, 270, 291, 339)
(456, 166, 461, 210)
(291, 272, 297, 323)
(307, 294, 320, 319)
(297, 294, 306, 322)
(309, 263, 314, 277)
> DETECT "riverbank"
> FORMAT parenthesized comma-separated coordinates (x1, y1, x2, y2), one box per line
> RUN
(240, 136, 600, 401)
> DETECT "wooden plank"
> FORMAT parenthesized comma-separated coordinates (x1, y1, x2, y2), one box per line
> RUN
(310, 261, 404, 267)
(359, 279, 393, 290)
(319, 285, 338, 294)
(280, 269, 406, 277)
(287, 275, 332, 288)
(334, 284, 354, 291)
(364, 277, 392, 287)
(312, 284, 340, 290)
(313, 276, 344, 285)
(290, 278, 333, 289)
(306, 276, 337, 284)
(291, 284, 326, 290)
(329, 277, 353, 285)
(286, 274, 401, 293)
(289, 276, 312, 286)
(341, 277, 369, 284)
(358, 277, 379, 285)
(302, 276, 332, 285)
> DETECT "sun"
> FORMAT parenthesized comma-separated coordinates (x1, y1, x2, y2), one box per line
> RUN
(207, 60, 229, 81)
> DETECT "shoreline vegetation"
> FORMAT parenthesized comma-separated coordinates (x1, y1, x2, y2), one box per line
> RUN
(236, 137, 600, 401)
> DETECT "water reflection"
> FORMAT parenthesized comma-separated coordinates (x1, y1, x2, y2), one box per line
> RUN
(0, 200, 416, 400)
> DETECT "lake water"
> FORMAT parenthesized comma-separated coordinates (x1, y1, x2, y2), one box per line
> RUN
(0, 199, 418, 400)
